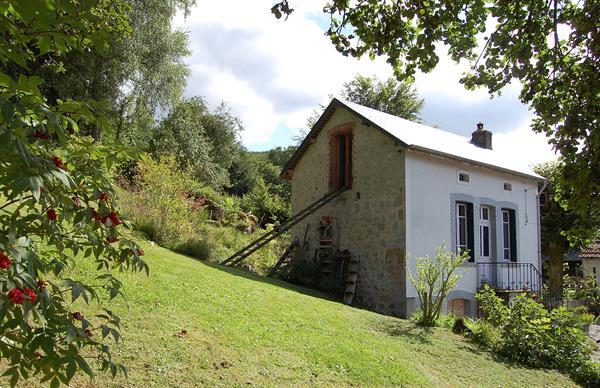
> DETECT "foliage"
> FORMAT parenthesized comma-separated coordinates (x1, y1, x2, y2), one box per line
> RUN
(273, 0, 600, 245)
(150, 98, 241, 190)
(408, 244, 469, 326)
(0, 0, 149, 385)
(475, 287, 600, 385)
(409, 311, 456, 329)
(463, 318, 502, 350)
(476, 285, 509, 327)
(566, 275, 600, 316)
(242, 178, 290, 227)
(227, 146, 294, 201)
(119, 158, 283, 274)
(340, 74, 424, 121)
(134, 155, 196, 244)
(534, 161, 591, 296)
(5, 0, 195, 142)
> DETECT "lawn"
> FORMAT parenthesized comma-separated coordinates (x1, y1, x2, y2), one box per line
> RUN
(19, 243, 580, 387)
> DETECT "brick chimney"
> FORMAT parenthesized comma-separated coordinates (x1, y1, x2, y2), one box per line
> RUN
(471, 122, 492, 150)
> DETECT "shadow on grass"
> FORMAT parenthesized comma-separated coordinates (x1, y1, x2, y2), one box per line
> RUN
(372, 319, 434, 344)
(186, 255, 342, 303)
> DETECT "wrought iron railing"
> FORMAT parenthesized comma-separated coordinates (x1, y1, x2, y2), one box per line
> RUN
(476, 262, 543, 294)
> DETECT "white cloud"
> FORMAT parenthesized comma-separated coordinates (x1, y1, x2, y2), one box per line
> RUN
(175, 0, 554, 153)
(494, 119, 558, 168)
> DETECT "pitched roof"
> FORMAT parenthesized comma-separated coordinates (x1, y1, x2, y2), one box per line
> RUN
(580, 239, 600, 259)
(281, 98, 545, 181)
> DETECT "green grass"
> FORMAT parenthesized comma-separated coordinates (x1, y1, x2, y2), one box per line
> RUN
(9, 242, 578, 387)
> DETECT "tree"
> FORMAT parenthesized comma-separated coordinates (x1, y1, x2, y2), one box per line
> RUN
(341, 74, 424, 121)
(2, 0, 194, 142)
(151, 97, 241, 190)
(0, 1, 147, 385)
(305, 74, 424, 130)
(535, 161, 578, 297)
(272, 0, 600, 244)
(408, 244, 469, 326)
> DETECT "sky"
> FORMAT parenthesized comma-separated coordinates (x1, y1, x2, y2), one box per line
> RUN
(174, 0, 558, 169)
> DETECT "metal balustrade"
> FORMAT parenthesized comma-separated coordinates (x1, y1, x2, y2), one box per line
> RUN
(476, 262, 543, 294)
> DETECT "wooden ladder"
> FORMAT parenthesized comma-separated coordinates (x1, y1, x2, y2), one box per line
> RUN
(268, 240, 300, 276)
(343, 253, 359, 305)
(221, 188, 346, 267)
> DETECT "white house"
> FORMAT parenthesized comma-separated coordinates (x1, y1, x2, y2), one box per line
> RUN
(281, 98, 545, 318)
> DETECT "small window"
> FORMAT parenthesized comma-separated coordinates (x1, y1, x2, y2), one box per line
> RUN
(458, 171, 470, 184)
(503, 182, 512, 192)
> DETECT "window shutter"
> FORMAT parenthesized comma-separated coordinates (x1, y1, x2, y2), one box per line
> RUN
(466, 203, 475, 262)
(509, 209, 517, 262)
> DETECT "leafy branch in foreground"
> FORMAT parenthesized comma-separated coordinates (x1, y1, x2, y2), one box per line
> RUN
(1, 1, 148, 386)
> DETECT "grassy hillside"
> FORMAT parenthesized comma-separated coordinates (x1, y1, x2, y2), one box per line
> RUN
(56, 244, 578, 387)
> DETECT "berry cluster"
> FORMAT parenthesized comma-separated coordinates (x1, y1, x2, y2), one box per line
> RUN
(0, 252, 12, 269)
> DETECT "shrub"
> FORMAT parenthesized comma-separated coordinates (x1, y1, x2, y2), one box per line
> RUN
(408, 243, 469, 326)
(464, 318, 502, 350)
(475, 287, 600, 385)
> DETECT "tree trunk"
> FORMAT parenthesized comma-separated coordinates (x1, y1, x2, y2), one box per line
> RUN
(547, 241, 565, 298)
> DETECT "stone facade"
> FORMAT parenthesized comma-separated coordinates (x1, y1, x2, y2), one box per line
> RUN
(290, 107, 408, 317)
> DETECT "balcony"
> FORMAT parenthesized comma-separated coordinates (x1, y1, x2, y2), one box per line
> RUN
(476, 262, 542, 294)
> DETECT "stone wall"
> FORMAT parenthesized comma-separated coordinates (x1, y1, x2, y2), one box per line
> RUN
(290, 107, 408, 317)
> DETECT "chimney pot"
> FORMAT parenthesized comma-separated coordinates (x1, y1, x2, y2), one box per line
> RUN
(471, 123, 493, 149)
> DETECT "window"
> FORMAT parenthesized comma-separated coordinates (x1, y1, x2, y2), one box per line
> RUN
(456, 202, 474, 262)
(331, 132, 353, 190)
(502, 208, 517, 261)
(503, 182, 512, 192)
(458, 171, 470, 184)
(479, 206, 491, 259)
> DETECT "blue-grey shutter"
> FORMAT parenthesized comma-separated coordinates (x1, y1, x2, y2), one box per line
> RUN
(509, 209, 517, 262)
(466, 203, 475, 262)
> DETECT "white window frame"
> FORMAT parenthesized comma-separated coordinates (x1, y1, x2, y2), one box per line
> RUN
(479, 206, 491, 260)
(456, 203, 468, 254)
(502, 209, 511, 260)
(457, 170, 470, 185)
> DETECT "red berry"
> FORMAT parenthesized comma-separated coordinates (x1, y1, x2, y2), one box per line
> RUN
(107, 236, 119, 243)
(46, 208, 57, 221)
(71, 311, 83, 321)
(85, 329, 93, 337)
(108, 212, 121, 225)
(37, 279, 46, 291)
(23, 287, 37, 303)
(100, 214, 108, 224)
(8, 288, 25, 304)
(92, 208, 99, 221)
(99, 192, 110, 202)
(52, 156, 65, 169)
(0, 252, 12, 269)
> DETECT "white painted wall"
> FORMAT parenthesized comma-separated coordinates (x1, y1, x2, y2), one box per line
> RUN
(404, 149, 542, 315)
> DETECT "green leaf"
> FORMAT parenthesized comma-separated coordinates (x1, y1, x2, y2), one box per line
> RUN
(76, 355, 94, 378)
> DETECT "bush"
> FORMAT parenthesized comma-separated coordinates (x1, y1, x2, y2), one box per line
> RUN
(464, 319, 502, 350)
(474, 286, 600, 385)
(408, 243, 469, 326)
